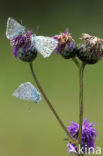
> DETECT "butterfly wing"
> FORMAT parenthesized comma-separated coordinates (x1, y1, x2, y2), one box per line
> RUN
(13, 82, 41, 104)
(6, 17, 25, 40)
(31, 35, 58, 58)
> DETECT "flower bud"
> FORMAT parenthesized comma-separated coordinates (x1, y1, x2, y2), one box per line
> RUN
(17, 46, 37, 62)
(53, 29, 76, 59)
(77, 33, 103, 64)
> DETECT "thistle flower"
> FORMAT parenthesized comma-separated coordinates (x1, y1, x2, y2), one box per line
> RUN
(67, 143, 77, 154)
(67, 118, 97, 154)
(11, 31, 37, 62)
(77, 33, 103, 64)
(53, 29, 76, 59)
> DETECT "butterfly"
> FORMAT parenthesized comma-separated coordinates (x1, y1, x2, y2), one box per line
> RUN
(6, 17, 25, 40)
(6, 17, 58, 58)
(12, 82, 41, 104)
(31, 34, 58, 58)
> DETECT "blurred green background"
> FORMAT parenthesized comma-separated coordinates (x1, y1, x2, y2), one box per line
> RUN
(0, 0, 103, 155)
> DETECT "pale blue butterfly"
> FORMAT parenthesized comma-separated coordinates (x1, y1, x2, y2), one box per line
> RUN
(6, 17, 58, 58)
(13, 82, 41, 104)
(6, 17, 25, 40)
(31, 34, 58, 58)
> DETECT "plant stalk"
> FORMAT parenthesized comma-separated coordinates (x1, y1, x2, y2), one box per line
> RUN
(78, 62, 85, 156)
(72, 57, 80, 69)
(29, 62, 75, 142)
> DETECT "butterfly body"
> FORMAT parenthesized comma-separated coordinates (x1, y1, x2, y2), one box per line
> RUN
(32, 87, 41, 103)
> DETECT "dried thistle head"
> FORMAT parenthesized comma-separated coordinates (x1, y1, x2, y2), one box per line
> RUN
(77, 33, 103, 64)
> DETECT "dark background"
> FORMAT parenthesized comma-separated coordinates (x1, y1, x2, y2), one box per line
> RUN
(0, 0, 103, 155)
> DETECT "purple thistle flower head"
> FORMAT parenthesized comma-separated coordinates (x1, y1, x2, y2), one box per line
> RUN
(67, 143, 77, 154)
(10, 30, 37, 62)
(53, 29, 77, 59)
(67, 118, 97, 154)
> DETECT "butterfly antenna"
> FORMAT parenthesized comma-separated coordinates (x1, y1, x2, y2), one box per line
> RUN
(35, 25, 40, 35)
(20, 19, 23, 25)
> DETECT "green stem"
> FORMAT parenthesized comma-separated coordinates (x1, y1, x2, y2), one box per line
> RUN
(78, 62, 85, 156)
(72, 57, 80, 69)
(29, 62, 75, 142)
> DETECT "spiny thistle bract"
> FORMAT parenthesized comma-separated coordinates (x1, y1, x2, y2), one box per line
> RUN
(77, 33, 103, 64)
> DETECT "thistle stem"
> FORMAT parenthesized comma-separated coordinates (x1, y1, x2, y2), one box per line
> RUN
(72, 57, 80, 69)
(29, 62, 74, 141)
(78, 62, 85, 155)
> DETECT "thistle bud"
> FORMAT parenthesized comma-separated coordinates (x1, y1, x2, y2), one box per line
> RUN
(53, 29, 76, 59)
(11, 31, 37, 62)
(77, 33, 103, 64)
